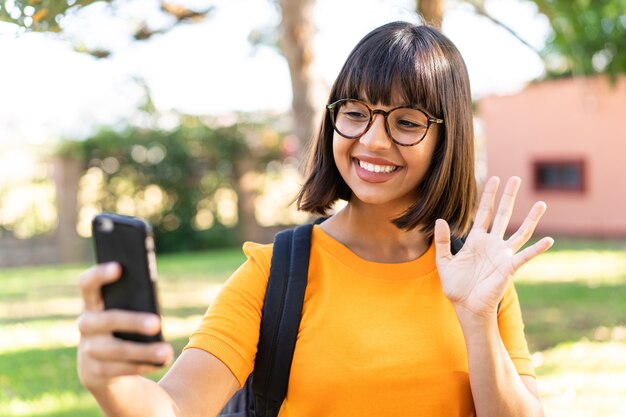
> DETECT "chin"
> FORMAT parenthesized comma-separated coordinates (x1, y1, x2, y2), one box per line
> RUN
(350, 190, 412, 209)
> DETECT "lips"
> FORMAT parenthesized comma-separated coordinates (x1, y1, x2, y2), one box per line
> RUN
(352, 156, 401, 183)
(357, 159, 399, 173)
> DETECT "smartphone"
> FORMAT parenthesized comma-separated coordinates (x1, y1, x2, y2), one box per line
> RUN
(92, 213, 163, 343)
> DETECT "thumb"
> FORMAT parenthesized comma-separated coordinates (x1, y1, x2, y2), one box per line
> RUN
(434, 219, 452, 262)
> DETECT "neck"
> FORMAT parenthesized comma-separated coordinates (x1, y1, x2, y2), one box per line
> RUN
(320, 201, 430, 263)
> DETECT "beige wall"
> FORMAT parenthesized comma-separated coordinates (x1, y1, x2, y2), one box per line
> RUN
(478, 75, 626, 237)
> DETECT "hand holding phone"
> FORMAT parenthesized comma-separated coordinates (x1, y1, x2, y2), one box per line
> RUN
(92, 213, 163, 343)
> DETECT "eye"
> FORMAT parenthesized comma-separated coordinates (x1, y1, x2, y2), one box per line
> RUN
(395, 118, 427, 131)
(397, 119, 423, 128)
(391, 108, 429, 131)
(340, 108, 369, 121)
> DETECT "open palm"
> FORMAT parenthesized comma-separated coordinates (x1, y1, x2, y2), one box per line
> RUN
(435, 176, 554, 317)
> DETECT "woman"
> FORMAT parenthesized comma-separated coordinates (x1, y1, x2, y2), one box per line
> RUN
(77, 21, 551, 416)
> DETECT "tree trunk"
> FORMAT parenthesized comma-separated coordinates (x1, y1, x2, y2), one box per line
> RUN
(233, 155, 265, 243)
(416, 0, 445, 28)
(52, 155, 85, 263)
(278, 0, 324, 168)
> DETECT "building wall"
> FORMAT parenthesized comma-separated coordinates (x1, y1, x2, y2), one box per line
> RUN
(479, 75, 626, 237)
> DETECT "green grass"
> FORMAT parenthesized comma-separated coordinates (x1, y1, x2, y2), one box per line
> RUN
(0, 247, 246, 416)
(518, 281, 626, 350)
(514, 238, 626, 352)
(515, 238, 626, 417)
(1, 239, 626, 416)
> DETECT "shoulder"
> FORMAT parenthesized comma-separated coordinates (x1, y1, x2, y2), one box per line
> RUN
(241, 241, 274, 277)
(242, 241, 273, 262)
(240, 223, 319, 276)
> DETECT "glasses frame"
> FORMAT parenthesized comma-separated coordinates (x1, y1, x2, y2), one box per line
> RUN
(326, 98, 444, 147)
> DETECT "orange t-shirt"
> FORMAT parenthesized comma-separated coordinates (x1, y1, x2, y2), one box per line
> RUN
(185, 226, 535, 416)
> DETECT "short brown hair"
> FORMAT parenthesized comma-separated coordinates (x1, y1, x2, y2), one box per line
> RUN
(296, 21, 476, 238)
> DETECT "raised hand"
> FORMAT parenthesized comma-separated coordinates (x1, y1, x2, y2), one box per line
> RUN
(77, 263, 174, 389)
(434, 176, 554, 318)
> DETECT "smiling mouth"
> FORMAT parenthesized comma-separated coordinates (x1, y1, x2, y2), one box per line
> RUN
(355, 158, 401, 174)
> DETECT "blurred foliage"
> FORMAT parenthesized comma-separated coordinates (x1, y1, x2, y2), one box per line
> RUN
(456, 0, 626, 79)
(528, 0, 626, 78)
(0, 179, 57, 238)
(56, 115, 285, 252)
(0, 0, 213, 58)
(0, 147, 57, 239)
(0, 0, 103, 33)
(5, 0, 625, 79)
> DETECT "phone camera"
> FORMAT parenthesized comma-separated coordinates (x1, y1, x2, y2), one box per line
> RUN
(96, 217, 115, 233)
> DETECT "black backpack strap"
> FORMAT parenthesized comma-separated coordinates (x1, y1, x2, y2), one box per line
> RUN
(450, 235, 466, 256)
(252, 223, 314, 417)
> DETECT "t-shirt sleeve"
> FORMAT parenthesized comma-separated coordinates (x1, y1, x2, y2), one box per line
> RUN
(497, 282, 536, 377)
(184, 241, 272, 387)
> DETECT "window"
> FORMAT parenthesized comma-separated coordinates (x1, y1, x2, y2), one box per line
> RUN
(533, 160, 585, 192)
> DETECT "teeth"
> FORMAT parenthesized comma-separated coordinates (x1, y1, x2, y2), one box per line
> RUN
(358, 160, 397, 173)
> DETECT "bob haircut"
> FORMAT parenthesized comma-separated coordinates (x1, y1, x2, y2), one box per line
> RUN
(296, 21, 476, 238)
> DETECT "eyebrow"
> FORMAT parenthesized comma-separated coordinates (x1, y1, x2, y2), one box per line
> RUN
(359, 99, 431, 113)
(351, 93, 415, 109)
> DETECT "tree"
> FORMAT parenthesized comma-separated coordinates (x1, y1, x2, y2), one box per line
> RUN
(416, 0, 445, 28)
(249, 0, 325, 169)
(417, 0, 626, 79)
(464, 0, 543, 58)
(530, 0, 626, 78)
(277, 0, 325, 166)
(0, 0, 212, 58)
(56, 115, 285, 250)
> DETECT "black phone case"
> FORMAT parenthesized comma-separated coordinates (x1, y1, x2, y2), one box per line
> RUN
(92, 213, 163, 343)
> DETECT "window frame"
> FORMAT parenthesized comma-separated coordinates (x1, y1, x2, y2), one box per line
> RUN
(532, 159, 586, 192)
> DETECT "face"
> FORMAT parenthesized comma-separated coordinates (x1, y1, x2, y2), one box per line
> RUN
(332, 99, 439, 214)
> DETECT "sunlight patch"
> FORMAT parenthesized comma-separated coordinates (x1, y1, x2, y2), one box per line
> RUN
(0, 392, 96, 416)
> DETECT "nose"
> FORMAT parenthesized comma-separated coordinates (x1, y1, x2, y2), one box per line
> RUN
(358, 114, 391, 150)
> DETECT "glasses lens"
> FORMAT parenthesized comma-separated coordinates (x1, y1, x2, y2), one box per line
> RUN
(388, 108, 429, 145)
(332, 100, 370, 138)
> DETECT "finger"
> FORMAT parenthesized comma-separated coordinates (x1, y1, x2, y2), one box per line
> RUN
(79, 263, 121, 311)
(490, 177, 521, 238)
(82, 336, 174, 365)
(87, 357, 168, 379)
(511, 237, 554, 271)
(434, 219, 452, 261)
(506, 201, 547, 252)
(78, 310, 161, 337)
(473, 176, 500, 232)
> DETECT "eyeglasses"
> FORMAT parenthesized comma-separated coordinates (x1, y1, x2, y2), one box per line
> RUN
(326, 99, 443, 147)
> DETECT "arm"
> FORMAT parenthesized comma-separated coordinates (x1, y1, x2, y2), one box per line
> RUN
(159, 348, 241, 417)
(83, 351, 239, 417)
(454, 307, 543, 417)
(435, 176, 552, 417)
(77, 264, 240, 417)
